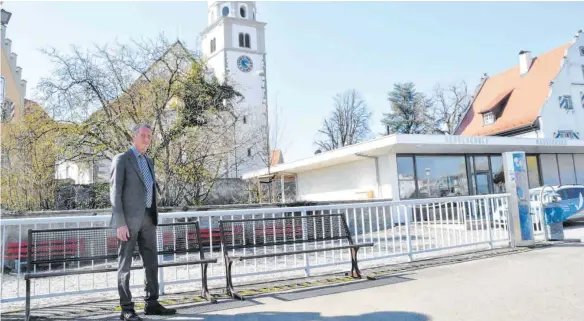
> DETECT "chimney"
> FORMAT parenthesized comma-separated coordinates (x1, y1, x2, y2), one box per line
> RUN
(1, 9, 11, 46)
(519, 50, 532, 76)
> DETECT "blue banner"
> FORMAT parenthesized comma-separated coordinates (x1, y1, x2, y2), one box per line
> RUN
(544, 193, 584, 224)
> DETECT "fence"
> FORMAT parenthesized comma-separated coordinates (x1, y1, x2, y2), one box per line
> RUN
(1, 194, 511, 309)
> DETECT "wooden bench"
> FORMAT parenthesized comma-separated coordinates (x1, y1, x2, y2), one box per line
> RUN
(24, 222, 217, 321)
(219, 213, 375, 300)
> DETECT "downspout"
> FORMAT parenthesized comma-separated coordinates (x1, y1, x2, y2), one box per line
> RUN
(355, 153, 381, 198)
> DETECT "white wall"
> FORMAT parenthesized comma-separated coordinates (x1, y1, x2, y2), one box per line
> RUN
(377, 154, 393, 199)
(540, 35, 584, 139)
(296, 158, 379, 202)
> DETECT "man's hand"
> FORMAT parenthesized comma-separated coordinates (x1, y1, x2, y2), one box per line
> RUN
(117, 225, 130, 241)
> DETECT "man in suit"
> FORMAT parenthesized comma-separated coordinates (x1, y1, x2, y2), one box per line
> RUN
(110, 123, 177, 321)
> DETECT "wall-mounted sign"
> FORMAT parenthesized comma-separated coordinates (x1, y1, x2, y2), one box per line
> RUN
(554, 130, 580, 139)
(535, 138, 567, 145)
(444, 136, 489, 145)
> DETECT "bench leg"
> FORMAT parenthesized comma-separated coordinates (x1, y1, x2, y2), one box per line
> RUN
(349, 247, 362, 279)
(349, 247, 376, 280)
(225, 259, 244, 301)
(200, 263, 216, 303)
(25, 278, 31, 321)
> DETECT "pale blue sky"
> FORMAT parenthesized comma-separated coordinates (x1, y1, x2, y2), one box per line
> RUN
(4, 1, 584, 162)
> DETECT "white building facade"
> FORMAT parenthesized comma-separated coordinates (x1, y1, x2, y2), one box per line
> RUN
(243, 134, 584, 203)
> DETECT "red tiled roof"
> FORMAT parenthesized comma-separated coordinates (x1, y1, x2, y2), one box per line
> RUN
(456, 42, 571, 136)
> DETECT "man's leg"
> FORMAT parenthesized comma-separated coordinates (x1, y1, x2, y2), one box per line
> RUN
(118, 229, 139, 312)
(138, 213, 177, 315)
(137, 213, 159, 305)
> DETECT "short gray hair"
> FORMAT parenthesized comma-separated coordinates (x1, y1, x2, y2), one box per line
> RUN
(131, 123, 152, 136)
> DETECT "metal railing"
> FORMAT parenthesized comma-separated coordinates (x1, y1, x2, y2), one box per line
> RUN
(1, 194, 511, 308)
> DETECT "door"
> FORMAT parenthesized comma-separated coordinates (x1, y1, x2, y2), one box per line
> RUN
(475, 171, 493, 195)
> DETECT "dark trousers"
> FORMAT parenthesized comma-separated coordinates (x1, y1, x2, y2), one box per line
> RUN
(117, 209, 159, 312)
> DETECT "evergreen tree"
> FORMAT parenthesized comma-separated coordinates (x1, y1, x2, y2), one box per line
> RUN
(381, 82, 435, 135)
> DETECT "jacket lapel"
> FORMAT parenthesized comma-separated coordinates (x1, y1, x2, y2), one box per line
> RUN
(127, 149, 146, 187)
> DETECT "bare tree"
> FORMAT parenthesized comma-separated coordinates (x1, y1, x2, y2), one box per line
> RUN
(314, 89, 372, 152)
(253, 93, 292, 203)
(37, 35, 244, 206)
(432, 81, 470, 135)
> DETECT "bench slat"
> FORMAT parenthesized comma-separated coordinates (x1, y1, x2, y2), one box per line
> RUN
(24, 258, 218, 280)
(231, 242, 375, 261)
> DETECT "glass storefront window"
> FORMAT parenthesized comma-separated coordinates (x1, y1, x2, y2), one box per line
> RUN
(490, 156, 506, 193)
(574, 154, 584, 184)
(397, 156, 416, 199)
(540, 154, 560, 186)
(558, 154, 576, 184)
(526, 155, 541, 188)
(474, 156, 490, 171)
(414, 156, 469, 198)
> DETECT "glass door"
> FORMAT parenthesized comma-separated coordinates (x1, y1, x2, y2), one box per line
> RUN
(475, 171, 493, 195)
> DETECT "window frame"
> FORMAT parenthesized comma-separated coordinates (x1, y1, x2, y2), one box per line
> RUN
(559, 95, 574, 110)
(483, 112, 495, 125)
(238, 33, 244, 47)
(244, 33, 251, 48)
(210, 38, 216, 53)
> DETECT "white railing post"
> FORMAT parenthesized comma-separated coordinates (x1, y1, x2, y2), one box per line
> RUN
(404, 205, 413, 262)
(301, 209, 311, 277)
(485, 198, 494, 249)
(157, 236, 165, 295)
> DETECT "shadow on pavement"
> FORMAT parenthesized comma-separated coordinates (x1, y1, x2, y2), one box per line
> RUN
(160, 311, 431, 321)
(7, 275, 418, 320)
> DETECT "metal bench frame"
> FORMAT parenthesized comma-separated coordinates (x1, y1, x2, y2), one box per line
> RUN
(24, 222, 217, 321)
(219, 213, 375, 300)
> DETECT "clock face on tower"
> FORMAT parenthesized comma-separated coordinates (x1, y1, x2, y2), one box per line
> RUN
(237, 55, 253, 72)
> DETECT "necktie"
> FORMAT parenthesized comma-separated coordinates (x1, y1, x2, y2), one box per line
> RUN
(138, 155, 153, 208)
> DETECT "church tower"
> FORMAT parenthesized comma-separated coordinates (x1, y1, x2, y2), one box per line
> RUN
(200, 1, 268, 178)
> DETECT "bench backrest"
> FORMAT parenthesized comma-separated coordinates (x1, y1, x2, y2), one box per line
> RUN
(26, 222, 205, 269)
(219, 213, 353, 252)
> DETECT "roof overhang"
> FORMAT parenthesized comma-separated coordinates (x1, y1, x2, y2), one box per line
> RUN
(242, 134, 584, 179)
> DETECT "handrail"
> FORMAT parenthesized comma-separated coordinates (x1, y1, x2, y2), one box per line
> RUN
(0, 194, 511, 226)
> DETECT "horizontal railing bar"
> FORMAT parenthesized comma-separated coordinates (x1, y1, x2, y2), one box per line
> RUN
(0, 194, 511, 226)
(219, 213, 343, 224)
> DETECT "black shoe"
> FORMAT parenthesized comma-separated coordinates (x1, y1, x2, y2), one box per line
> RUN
(120, 310, 142, 321)
(144, 303, 177, 315)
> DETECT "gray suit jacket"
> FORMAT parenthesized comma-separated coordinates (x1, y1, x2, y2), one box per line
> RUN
(109, 148, 159, 231)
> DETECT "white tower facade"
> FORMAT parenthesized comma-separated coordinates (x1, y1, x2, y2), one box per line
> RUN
(200, 1, 268, 178)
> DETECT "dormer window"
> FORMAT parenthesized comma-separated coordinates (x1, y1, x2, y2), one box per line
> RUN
(483, 112, 495, 125)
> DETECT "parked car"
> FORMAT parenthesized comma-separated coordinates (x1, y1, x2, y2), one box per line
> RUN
(492, 185, 584, 225)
